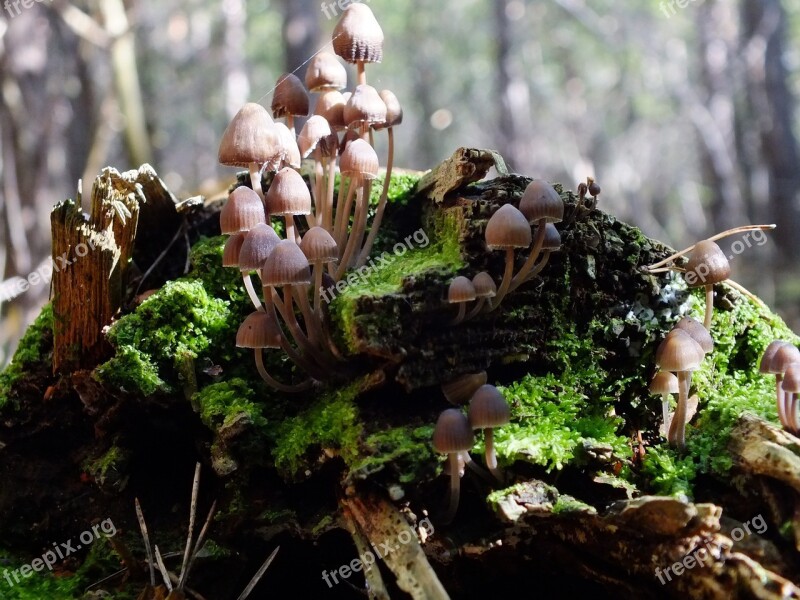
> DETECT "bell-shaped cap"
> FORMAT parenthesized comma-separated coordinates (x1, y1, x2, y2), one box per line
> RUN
(300, 226, 338, 264)
(272, 73, 310, 119)
(761, 341, 800, 375)
(261, 239, 312, 287)
(238, 223, 281, 272)
(649, 371, 679, 395)
(468, 384, 511, 429)
(441, 371, 488, 405)
(655, 329, 705, 372)
(265, 167, 312, 216)
(222, 232, 246, 268)
(315, 91, 347, 130)
(236, 311, 282, 349)
(448, 276, 476, 304)
(305, 52, 347, 92)
(298, 116, 333, 158)
(339, 138, 379, 180)
(374, 89, 402, 130)
(471, 272, 497, 298)
(272, 122, 301, 169)
(220, 186, 266, 235)
(218, 103, 279, 167)
(332, 4, 384, 64)
(432, 408, 474, 454)
(519, 180, 564, 223)
(540, 223, 562, 251)
(782, 363, 800, 393)
(485, 204, 532, 250)
(343, 84, 387, 128)
(684, 240, 731, 288)
(675, 316, 714, 354)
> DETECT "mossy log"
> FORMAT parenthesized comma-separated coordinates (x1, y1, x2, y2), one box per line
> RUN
(1, 150, 800, 599)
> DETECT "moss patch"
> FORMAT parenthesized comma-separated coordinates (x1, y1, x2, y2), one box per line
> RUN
(194, 377, 267, 431)
(349, 424, 436, 484)
(0, 304, 53, 412)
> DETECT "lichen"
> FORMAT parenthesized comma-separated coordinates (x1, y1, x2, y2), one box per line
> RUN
(0, 304, 53, 412)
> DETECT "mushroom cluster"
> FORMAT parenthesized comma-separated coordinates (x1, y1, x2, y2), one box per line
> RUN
(445, 179, 564, 323)
(432, 383, 510, 522)
(217, 5, 400, 391)
(760, 341, 800, 434)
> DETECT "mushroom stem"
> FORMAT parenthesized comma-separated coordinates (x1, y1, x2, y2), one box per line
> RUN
(465, 298, 486, 321)
(243, 274, 264, 312)
(789, 391, 799, 433)
(293, 284, 333, 362)
(776, 375, 788, 429)
(336, 180, 371, 280)
(254, 348, 312, 392)
(271, 287, 332, 372)
(356, 127, 394, 267)
(333, 178, 357, 262)
(460, 450, 495, 485)
(661, 393, 672, 437)
(488, 248, 516, 311)
(314, 153, 326, 227)
(286, 115, 295, 136)
(508, 220, 547, 293)
(284, 215, 298, 244)
(483, 428, 503, 482)
(703, 284, 714, 330)
(264, 291, 327, 379)
(645, 224, 775, 271)
(312, 263, 325, 315)
(723, 279, 766, 309)
(668, 370, 690, 448)
(449, 303, 467, 326)
(249, 162, 264, 203)
(325, 156, 337, 233)
(357, 61, 366, 86)
(441, 452, 461, 524)
(524, 251, 552, 281)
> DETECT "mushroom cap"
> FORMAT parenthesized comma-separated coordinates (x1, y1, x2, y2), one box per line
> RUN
(315, 91, 347, 130)
(675, 316, 714, 354)
(541, 223, 562, 251)
(441, 371, 488, 405)
(588, 179, 601, 196)
(655, 329, 705, 372)
(432, 408, 474, 454)
(684, 240, 731, 287)
(760, 341, 792, 374)
(220, 186, 266, 235)
(305, 51, 347, 92)
(762, 343, 800, 375)
(271, 73, 310, 119)
(471, 272, 497, 298)
(339, 138, 379, 180)
(238, 223, 281, 272)
(485, 204, 532, 250)
(343, 84, 387, 128)
(519, 180, 564, 223)
(468, 384, 511, 429)
(261, 239, 312, 287)
(222, 232, 246, 268)
(218, 103, 279, 167)
(265, 167, 312, 216)
(332, 3, 384, 64)
(783, 363, 800, 392)
(650, 371, 679, 395)
(236, 311, 282, 349)
(298, 115, 333, 158)
(374, 89, 403, 130)
(300, 226, 338, 264)
(448, 276, 476, 303)
(273, 122, 301, 169)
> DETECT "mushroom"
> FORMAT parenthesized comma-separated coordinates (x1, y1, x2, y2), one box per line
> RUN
(516, 223, 561, 285)
(271, 73, 310, 134)
(272, 122, 301, 170)
(441, 371, 488, 405)
(655, 329, 705, 447)
(484, 204, 532, 310)
(759, 341, 800, 431)
(238, 223, 281, 311)
(432, 408, 474, 523)
(649, 371, 679, 437)
(218, 103, 278, 203)
(587, 177, 601, 208)
(222, 232, 246, 268)
(468, 384, 511, 481)
(300, 226, 338, 314)
(219, 186, 266, 235)
(466, 271, 496, 319)
(782, 363, 800, 434)
(315, 90, 347, 132)
(305, 51, 347, 93)
(265, 167, 312, 243)
(447, 276, 476, 326)
(332, 3, 384, 86)
(298, 116, 333, 226)
(675, 316, 714, 354)
(343, 84, 387, 139)
(683, 240, 731, 330)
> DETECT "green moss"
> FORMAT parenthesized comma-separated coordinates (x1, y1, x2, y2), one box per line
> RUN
(640, 446, 697, 497)
(349, 425, 436, 483)
(94, 345, 170, 396)
(83, 444, 128, 489)
(551, 495, 596, 515)
(0, 304, 53, 411)
(193, 378, 267, 431)
(272, 379, 366, 477)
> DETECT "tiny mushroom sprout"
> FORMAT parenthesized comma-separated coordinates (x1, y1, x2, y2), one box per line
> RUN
(655, 329, 705, 448)
(447, 276, 477, 326)
(468, 384, 511, 481)
(218, 102, 277, 203)
(332, 3, 384, 86)
(683, 240, 731, 331)
(432, 408, 475, 523)
(759, 341, 800, 431)
(484, 204, 532, 310)
(782, 364, 800, 434)
(649, 371, 679, 437)
(466, 271, 496, 320)
(441, 371, 488, 405)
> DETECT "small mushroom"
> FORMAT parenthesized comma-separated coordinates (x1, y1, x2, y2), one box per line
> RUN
(649, 371, 679, 437)
(759, 341, 800, 431)
(466, 272, 496, 319)
(220, 186, 266, 235)
(271, 73, 310, 134)
(222, 232, 246, 268)
(515, 222, 562, 286)
(332, 3, 384, 86)
(484, 204, 532, 310)
(468, 384, 511, 481)
(782, 363, 800, 434)
(683, 240, 731, 330)
(447, 276, 477, 326)
(305, 51, 347, 93)
(432, 408, 474, 524)
(675, 316, 714, 354)
(265, 167, 312, 243)
(441, 371, 488, 405)
(300, 226, 338, 314)
(238, 223, 281, 311)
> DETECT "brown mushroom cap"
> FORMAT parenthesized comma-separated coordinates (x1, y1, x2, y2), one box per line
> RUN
(655, 329, 705, 372)
(218, 103, 279, 167)
(541, 223, 562, 250)
(448, 276, 476, 304)
(432, 408, 474, 454)
(684, 240, 731, 288)
(468, 384, 511, 429)
(783, 363, 800, 393)
(271, 73, 310, 119)
(441, 371, 488, 405)
(315, 91, 347, 130)
(332, 3, 384, 64)
(222, 232, 246, 268)
(300, 226, 338, 264)
(272, 122, 301, 169)
(760, 341, 792, 374)
(305, 52, 347, 92)
(763, 343, 800, 375)
(261, 239, 312, 287)
(650, 371, 679, 395)
(343, 84, 387, 128)
(675, 316, 714, 354)
(374, 89, 402, 130)
(339, 138, 379, 180)
(472, 272, 497, 298)
(238, 223, 281, 272)
(485, 204, 532, 250)
(236, 311, 282, 349)
(265, 167, 312, 216)
(298, 116, 333, 158)
(519, 180, 564, 223)
(220, 186, 266, 235)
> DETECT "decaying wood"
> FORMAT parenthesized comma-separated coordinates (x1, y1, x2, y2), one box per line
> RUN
(416, 148, 508, 204)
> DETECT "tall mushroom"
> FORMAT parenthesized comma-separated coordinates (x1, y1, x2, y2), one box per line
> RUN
(759, 341, 800, 431)
(432, 408, 474, 524)
(468, 384, 511, 481)
(683, 240, 731, 331)
(649, 371, 679, 437)
(447, 276, 476, 326)
(332, 3, 384, 86)
(300, 226, 338, 314)
(265, 167, 312, 243)
(238, 223, 281, 312)
(675, 316, 714, 355)
(485, 204, 532, 310)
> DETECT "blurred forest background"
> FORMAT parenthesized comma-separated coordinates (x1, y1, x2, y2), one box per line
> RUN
(1, 0, 799, 365)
